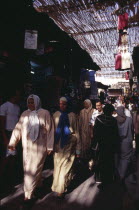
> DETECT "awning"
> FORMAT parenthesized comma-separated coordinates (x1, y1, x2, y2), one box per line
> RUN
(33, 0, 139, 76)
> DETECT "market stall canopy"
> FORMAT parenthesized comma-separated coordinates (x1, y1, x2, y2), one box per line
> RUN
(33, 0, 139, 75)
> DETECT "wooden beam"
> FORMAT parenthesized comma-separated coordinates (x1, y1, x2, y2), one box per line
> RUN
(69, 22, 139, 36)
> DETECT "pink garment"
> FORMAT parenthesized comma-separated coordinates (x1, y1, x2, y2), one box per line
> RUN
(115, 53, 122, 70)
(118, 13, 128, 30)
(125, 71, 129, 80)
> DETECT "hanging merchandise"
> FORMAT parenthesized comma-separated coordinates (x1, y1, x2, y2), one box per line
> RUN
(115, 52, 122, 70)
(115, 49, 131, 70)
(80, 69, 97, 98)
(121, 33, 128, 45)
(121, 50, 131, 70)
(80, 69, 98, 99)
(83, 81, 91, 89)
(118, 12, 128, 31)
(80, 69, 96, 88)
(24, 30, 38, 50)
(125, 71, 129, 80)
(88, 70, 98, 98)
(116, 10, 131, 71)
(80, 69, 90, 88)
(88, 70, 95, 82)
(118, 31, 128, 46)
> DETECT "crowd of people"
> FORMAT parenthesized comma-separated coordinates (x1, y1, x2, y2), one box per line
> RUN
(0, 90, 139, 209)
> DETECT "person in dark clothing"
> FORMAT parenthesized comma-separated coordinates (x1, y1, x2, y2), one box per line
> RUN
(92, 104, 119, 188)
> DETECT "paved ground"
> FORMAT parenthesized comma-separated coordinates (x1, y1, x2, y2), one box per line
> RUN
(0, 168, 137, 210)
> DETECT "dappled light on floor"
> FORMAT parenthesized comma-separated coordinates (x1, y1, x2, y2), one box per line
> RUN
(0, 169, 137, 210)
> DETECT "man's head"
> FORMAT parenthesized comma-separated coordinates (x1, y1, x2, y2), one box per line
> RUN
(59, 97, 68, 112)
(84, 99, 92, 110)
(8, 90, 21, 104)
(103, 104, 115, 116)
(95, 100, 102, 112)
(27, 98, 35, 111)
(118, 95, 124, 102)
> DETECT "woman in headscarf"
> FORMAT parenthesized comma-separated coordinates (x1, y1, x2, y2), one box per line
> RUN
(51, 97, 80, 198)
(116, 106, 134, 183)
(8, 94, 54, 203)
(79, 99, 94, 160)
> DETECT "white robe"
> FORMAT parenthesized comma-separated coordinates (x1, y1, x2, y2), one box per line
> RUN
(9, 109, 54, 199)
(52, 111, 80, 194)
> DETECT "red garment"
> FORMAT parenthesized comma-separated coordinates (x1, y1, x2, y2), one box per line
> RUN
(125, 71, 129, 80)
(118, 33, 122, 46)
(118, 13, 128, 30)
(115, 53, 122, 70)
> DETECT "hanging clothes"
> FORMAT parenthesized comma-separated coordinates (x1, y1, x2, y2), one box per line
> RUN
(80, 69, 90, 88)
(80, 69, 89, 82)
(115, 52, 122, 70)
(125, 71, 129, 80)
(118, 12, 128, 30)
(121, 34, 128, 45)
(121, 51, 131, 70)
(118, 33, 122, 46)
(118, 33, 128, 46)
(88, 70, 95, 82)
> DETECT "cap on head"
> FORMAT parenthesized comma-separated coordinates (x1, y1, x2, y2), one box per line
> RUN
(60, 97, 68, 103)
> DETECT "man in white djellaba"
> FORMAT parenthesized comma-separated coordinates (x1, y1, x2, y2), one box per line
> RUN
(52, 97, 80, 198)
(8, 94, 54, 206)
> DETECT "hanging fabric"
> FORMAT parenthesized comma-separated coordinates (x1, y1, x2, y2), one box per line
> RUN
(118, 12, 128, 30)
(121, 51, 131, 70)
(115, 52, 122, 70)
(125, 71, 129, 80)
(121, 34, 128, 45)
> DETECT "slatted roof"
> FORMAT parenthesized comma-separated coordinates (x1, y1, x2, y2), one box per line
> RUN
(33, 0, 139, 78)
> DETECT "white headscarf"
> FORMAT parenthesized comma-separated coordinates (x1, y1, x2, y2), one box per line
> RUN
(27, 94, 41, 142)
(84, 99, 92, 113)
